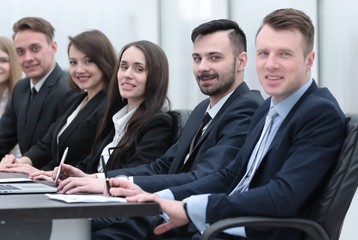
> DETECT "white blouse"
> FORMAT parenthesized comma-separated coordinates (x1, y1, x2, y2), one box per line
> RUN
(97, 105, 137, 173)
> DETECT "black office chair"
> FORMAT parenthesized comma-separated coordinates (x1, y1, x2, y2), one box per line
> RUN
(169, 109, 192, 142)
(201, 113, 358, 240)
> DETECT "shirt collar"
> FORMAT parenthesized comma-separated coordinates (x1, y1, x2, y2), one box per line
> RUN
(206, 89, 234, 119)
(30, 66, 55, 92)
(270, 78, 313, 119)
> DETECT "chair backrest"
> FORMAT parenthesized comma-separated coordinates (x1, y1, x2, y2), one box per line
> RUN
(169, 109, 192, 142)
(305, 113, 358, 240)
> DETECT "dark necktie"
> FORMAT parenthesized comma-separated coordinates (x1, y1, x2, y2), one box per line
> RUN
(30, 87, 37, 104)
(26, 87, 38, 123)
(190, 112, 211, 151)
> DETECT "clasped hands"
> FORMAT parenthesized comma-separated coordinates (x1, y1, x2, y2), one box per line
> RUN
(0, 154, 42, 176)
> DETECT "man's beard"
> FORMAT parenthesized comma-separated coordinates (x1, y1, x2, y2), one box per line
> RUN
(197, 60, 236, 97)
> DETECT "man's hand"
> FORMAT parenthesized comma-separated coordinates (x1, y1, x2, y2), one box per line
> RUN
(128, 193, 190, 235)
(57, 177, 106, 194)
(107, 178, 145, 197)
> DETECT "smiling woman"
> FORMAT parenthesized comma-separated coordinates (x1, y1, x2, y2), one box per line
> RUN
(118, 46, 148, 111)
(73, 40, 174, 174)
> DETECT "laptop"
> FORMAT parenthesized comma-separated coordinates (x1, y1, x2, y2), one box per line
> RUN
(0, 182, 57, 194)
(0, 177, 34, 183)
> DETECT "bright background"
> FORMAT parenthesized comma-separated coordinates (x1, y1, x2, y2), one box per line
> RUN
(1, 1, 357, 238)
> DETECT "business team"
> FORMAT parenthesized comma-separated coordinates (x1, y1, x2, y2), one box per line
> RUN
(0, 7, 348, 240)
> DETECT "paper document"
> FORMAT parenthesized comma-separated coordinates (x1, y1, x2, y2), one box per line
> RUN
(46, 194, 127, 203)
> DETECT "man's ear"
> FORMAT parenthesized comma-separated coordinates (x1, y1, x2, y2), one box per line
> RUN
(237, 51, 248, 72)
(306, 51, 315, 71)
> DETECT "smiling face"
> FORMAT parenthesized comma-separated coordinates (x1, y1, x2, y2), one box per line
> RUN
(192, 30, 245, 106)
(0, 49, 10, 85)
(117, 46, 147, 110)
(255, 25, 314, 103)
(68, 45, 104, 98)
(14, 29, 56, 83)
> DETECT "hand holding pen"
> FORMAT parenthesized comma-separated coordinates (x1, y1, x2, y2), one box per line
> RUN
(100, 155, 112, 197)
(54, 147, 69, 184)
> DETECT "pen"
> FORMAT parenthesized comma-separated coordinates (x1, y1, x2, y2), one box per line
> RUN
(54, 147, 69, 183)
(101, 155, 112, 196)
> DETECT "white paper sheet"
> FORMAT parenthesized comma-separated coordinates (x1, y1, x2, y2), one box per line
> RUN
(46, 193, 126, 203)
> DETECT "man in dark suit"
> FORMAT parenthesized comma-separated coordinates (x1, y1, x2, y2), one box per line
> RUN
(0, 17, 73, 165)
(54, 19, 263, 238)
(118, 9, 347, 240)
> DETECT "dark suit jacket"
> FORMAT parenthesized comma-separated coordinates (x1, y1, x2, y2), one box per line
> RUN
(171, 81, 347, 240)
(76, 111, 175, 174)
(23, 91, 107, 169)
(108, 82, 263, 193)
(0, 64, 74, 158)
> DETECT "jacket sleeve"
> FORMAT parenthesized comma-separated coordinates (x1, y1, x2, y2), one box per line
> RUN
(107, 112, 176, 177)
(134, 96, 262, 192)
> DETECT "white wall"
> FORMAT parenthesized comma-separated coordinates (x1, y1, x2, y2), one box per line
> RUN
(320, 0, 358, 114)
(319, 1, 358, 238)
(0, 0, 159, 70)
(160, 0, 229, 108)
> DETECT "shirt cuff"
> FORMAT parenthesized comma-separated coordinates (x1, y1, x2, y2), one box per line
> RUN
(183, 194, 210, 234)
(96, 173, 105, 179)
(114, 175, 132, 182)
(150, 190, 173, 222)
(155, 189, 174, 200)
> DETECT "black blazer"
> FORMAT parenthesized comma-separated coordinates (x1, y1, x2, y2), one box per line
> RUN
(107, 82, 263, 193)
(171, 81, 347, 240)
(0, 64, 74, 158)
(23, 91, 107, 169)
(76, 111, 175, 174)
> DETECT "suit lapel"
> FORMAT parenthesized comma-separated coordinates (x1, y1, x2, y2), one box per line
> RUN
(55, 92, 87, 154)
(24, 65, 64, 149)
(24, 81, 50, 147)
(191, 82, 251, 152)
(17, 82, 32, 147)
(97, 130, 115, 171)
(226, 100, 269, 193)
(230, 81, 319, 191)
(168, 101, 208, 173)
(180, 82, 251, 171)
(57, 92, 105, 149)
(266, 81, 318, 154)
